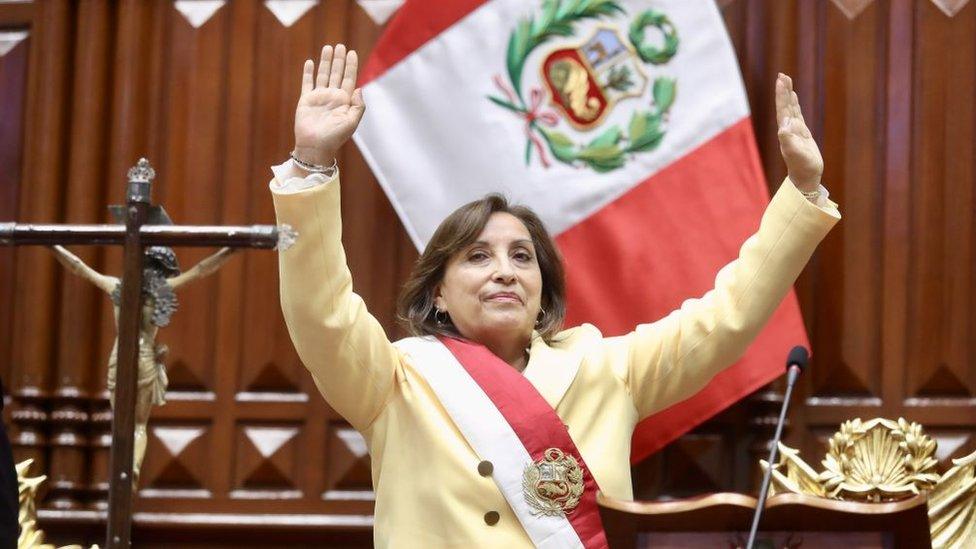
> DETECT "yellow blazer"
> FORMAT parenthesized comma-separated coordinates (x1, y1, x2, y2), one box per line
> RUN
(272, 174, 840, 548)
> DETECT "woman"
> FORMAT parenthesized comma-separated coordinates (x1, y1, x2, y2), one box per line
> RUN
(271, 45, 839, 548)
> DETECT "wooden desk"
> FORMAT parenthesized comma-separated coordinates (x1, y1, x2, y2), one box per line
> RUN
(597, 491, 931, 548)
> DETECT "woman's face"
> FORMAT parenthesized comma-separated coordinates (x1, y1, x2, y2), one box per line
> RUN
(435, 212, 543, 345)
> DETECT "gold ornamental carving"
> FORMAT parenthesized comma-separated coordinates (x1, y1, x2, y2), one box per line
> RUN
(760, 417, 976, 549)
(819, 418, 939, 501)
(16, 460, 95, 549)
(929, 451, 976, 547)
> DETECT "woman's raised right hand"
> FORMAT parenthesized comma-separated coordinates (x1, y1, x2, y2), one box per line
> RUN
(293, 44, 365, 166)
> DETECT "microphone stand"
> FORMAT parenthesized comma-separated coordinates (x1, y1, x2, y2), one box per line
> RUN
(745, 347, 807, 549)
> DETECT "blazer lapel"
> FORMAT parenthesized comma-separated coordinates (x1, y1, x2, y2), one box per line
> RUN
(523, 334, 583, 410)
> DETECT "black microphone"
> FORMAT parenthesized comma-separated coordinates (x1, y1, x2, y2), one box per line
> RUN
(745, 345, 809, 549)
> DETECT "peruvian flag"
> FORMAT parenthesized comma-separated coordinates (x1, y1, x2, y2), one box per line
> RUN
(353, 0, 809, 462)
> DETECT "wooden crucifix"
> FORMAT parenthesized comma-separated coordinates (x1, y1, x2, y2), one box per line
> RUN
(0, 158, 295, 548)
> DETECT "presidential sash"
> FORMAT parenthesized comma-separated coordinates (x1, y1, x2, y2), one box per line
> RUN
(394, 336, 608, 549)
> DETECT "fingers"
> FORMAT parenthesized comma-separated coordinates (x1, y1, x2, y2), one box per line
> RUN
(780, 73, 804, 119)
(301, 59, 314, 94)
(340, 49, 359, 95)
(790, 91, 803, 119)
(775, 74, 791, 127)
(316, 45, 333, 88)
(349, 88, 366, 123)
(781, 73, 793, 90)
(782, 74, 810, 135)
(307, 44, 358, 93)
(329, 44, 347, 88)
(775, 73, 808, 127)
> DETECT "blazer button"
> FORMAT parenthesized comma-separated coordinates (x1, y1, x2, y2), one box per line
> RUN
(477, 460, 494, 477)
(484, 511, 500, 526)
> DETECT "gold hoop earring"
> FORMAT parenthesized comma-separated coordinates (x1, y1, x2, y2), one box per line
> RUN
(435, 309, 449, 325)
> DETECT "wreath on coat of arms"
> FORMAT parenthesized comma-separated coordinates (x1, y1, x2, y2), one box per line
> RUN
(488, 0, 679, 172)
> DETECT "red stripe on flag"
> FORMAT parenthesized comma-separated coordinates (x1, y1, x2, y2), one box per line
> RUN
(440, 336, 609, 549)
(554, 118, 809, 463)
(360, 0, 488, 85)
(630, 298, 805, 460)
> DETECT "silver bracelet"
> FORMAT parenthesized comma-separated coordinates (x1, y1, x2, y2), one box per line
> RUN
(801, 189, 821, 201)
(290, 151, 338, 177)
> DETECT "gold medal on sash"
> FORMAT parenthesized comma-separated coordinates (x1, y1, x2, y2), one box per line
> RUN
(522, 448, 585, 516)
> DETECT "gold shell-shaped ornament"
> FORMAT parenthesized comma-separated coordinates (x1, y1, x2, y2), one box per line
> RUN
(817, 418, 939, 502)
(758, 418, 976, 549)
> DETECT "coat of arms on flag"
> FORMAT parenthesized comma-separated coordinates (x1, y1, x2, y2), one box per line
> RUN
(487, 2, 679, 172)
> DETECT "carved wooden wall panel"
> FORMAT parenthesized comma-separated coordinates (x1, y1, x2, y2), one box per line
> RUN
(0, 15, 30, 395)
(904, 0, 975, 403)
(811, 0, 886, 400)
(0, 0, 974, 545)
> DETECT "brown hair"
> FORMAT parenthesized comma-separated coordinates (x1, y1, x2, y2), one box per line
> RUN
(396, 194, 566, 342)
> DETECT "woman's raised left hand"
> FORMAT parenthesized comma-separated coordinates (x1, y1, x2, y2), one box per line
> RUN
(775, 73, 823, 192)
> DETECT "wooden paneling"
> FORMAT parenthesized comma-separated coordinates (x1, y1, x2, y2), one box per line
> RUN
(0, 14, 31, 393)
(904, 0, 975, 402)
(812, 0, 885, 399)
(7, 0, 73, 482)
(0, 0, 974, 545)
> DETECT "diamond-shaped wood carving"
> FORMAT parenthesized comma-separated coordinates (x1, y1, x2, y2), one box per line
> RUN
(240, 360, 300, 393)
(659, 434, 726, 494)
(173, 0, 226, 28)
(141, 425, 210, 490)
(165, 358, 208, 392)
(264, 0, 317, 27)
(831, 0, 875, 19)
(323, 424, 372, 499)
(814, 359, 873, 396)
(234, 425, 300, 491)
(356, 0, 403, 25)
(0, 30, 29, 58)
(915, 363, 970, 396)
(931, 0, 971, 17)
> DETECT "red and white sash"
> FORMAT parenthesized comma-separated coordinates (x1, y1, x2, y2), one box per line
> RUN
(394, 335, 608, 549)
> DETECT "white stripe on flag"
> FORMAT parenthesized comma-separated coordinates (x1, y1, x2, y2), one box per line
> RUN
(354, 0, 749, 249)
(394, 337, 584, 549)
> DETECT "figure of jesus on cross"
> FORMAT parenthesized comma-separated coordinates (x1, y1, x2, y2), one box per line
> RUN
(49, 242, 236, 486)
